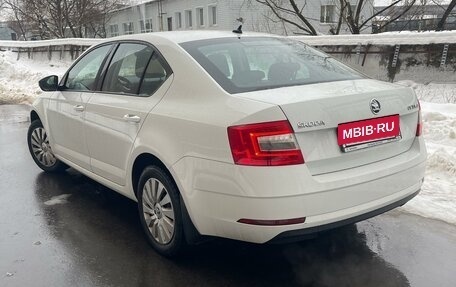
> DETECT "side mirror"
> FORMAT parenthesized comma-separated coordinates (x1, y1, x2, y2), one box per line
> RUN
(39, 75, 59, 92)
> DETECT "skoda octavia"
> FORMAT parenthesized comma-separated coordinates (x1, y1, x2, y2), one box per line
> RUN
(27, 31, 426, 256)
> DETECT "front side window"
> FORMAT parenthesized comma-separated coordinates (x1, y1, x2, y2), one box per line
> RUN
(181, 37, 363, 94)
(64, 44, 112, 91)
(102, 43, 154, 95)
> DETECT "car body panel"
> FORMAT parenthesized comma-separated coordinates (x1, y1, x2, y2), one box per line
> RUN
(30, 31, 427, 245)
(235, 79, 420, 175)
(85, 75, 173, 185)
(171, 138, 426, 243)
(46, 91, 92, 170)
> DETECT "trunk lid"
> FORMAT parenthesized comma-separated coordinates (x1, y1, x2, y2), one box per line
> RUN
(236, 79, 420, 175)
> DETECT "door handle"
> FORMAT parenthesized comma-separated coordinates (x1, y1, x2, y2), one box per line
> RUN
(123, 114, 141, 123)
(73, 105, 84, 112)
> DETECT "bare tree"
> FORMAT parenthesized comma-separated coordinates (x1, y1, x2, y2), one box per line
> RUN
(3, 0, 121, 39)
(254, 0, 318, 35)
(340, 0, 421, 34)
(436, 0, 456, 31)
(254, 0, 424, 35)
(341, 0, 373, 34)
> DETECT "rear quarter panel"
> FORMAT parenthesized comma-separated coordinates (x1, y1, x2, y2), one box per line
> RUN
(126, 37, 285, 198)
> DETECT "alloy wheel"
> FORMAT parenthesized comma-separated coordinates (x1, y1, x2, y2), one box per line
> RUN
(142, 178, 175, 244)
(30, 127, 56, 167)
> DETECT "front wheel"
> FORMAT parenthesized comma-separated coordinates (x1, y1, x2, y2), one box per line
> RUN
(27, 119, 67, 172)
(137, 166, 184, 257)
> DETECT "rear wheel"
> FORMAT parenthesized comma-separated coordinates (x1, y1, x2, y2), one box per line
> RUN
(27, 120, 67, 172)
(137, 166, 184, 257)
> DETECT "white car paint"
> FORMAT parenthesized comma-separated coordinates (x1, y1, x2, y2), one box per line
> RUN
(31, 31, 426, 244)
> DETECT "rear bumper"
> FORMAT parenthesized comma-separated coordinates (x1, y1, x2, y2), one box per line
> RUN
(172, 138, 426, 244)
(269, 188, 420, 244)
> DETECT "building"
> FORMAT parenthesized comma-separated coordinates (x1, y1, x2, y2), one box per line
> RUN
(0, 22, 17, 40)
(373, 4, 456, 32)
(105, 0, 374, 37)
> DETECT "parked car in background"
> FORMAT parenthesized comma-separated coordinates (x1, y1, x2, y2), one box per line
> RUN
(27, 31, 427, 256)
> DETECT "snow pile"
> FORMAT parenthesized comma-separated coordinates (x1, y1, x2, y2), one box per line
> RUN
(293, 30, 456, 46)
(397, 81, 456, 104)
(44, 194, 72, 206)
(398, 99, 456, 224)
(0, 51, 70, 105)
(0, 38, 101, 49)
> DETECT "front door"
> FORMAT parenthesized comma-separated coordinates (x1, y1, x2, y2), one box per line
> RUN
(46, 44, 113, 170)
(85, 43, 173, 186)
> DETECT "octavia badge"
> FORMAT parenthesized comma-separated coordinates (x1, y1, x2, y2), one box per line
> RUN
(370, 99, 381, 115)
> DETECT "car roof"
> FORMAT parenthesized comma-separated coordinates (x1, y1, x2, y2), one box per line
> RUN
(107, 30, 282, 45)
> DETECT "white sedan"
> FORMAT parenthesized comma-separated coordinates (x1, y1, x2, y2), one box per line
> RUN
(27, 31, 426, 256)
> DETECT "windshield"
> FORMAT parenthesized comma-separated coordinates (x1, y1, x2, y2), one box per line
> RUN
(180, 37, 364, 94)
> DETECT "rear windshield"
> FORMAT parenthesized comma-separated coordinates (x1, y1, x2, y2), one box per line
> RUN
(180, 37, 364, 94)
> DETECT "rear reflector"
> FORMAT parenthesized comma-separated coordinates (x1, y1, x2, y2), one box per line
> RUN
(416, 123, 422, 137)
(238, 217, 306, 226)
(227, 120, 304, 166)
(416, 100, 423, 136)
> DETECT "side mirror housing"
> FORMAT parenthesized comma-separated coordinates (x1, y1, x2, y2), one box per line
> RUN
(39, 75, 59, 92)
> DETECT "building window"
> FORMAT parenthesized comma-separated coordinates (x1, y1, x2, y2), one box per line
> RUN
(123, 22, 134, 34)
(109, 24, 119, 37)
(209, 5, 217, 26)
(167, 17, 173, 31)
(176, 12, 182, 29)
(185, 10, 193, 28)
(320, 5, 335, 23)
(139, 19, 153, 33)
(196, 7, 204, 27)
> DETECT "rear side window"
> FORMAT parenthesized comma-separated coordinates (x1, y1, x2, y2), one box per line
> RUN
(102, 43, 154, 95)
(101, 43, 172, 97)
(139, 52, 170, 96)
(65, 44, 112, 91)
(181, 37, 364, 94)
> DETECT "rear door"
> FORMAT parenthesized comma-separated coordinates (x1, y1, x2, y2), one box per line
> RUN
(46, 44, 113, 170)
(84, 42, 173, 185)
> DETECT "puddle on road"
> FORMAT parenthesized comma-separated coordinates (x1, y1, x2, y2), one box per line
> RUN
(44, 194, 71, 206)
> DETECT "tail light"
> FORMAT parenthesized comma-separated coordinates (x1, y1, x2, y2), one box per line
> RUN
(416, 100, 422, 137)
(227, 120, 304, 166)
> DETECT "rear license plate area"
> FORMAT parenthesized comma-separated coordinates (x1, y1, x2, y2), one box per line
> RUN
(337, 115, 401, 152)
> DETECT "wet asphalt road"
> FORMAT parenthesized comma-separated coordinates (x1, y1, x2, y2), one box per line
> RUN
(1, 104, 456, 287)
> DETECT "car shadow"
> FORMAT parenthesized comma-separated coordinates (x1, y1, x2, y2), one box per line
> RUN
(33, 170, 410, 287)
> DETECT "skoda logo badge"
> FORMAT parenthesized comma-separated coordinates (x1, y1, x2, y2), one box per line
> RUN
(370, 99, 381, 115)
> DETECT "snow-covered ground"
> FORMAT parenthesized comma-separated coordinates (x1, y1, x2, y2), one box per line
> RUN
(0, 50, 454, 225)
(398, 81, 456, 224)
(0, 51, 69, 105)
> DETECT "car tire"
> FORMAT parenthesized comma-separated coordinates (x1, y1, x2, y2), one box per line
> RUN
(27, 119, 67, 172)
(137, 166, 184, 257)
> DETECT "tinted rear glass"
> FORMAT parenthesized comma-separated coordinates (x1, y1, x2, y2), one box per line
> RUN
(181, 37, 364, 94)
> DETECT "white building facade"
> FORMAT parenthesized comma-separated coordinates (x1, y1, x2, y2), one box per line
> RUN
(106, 0, 374, 37)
